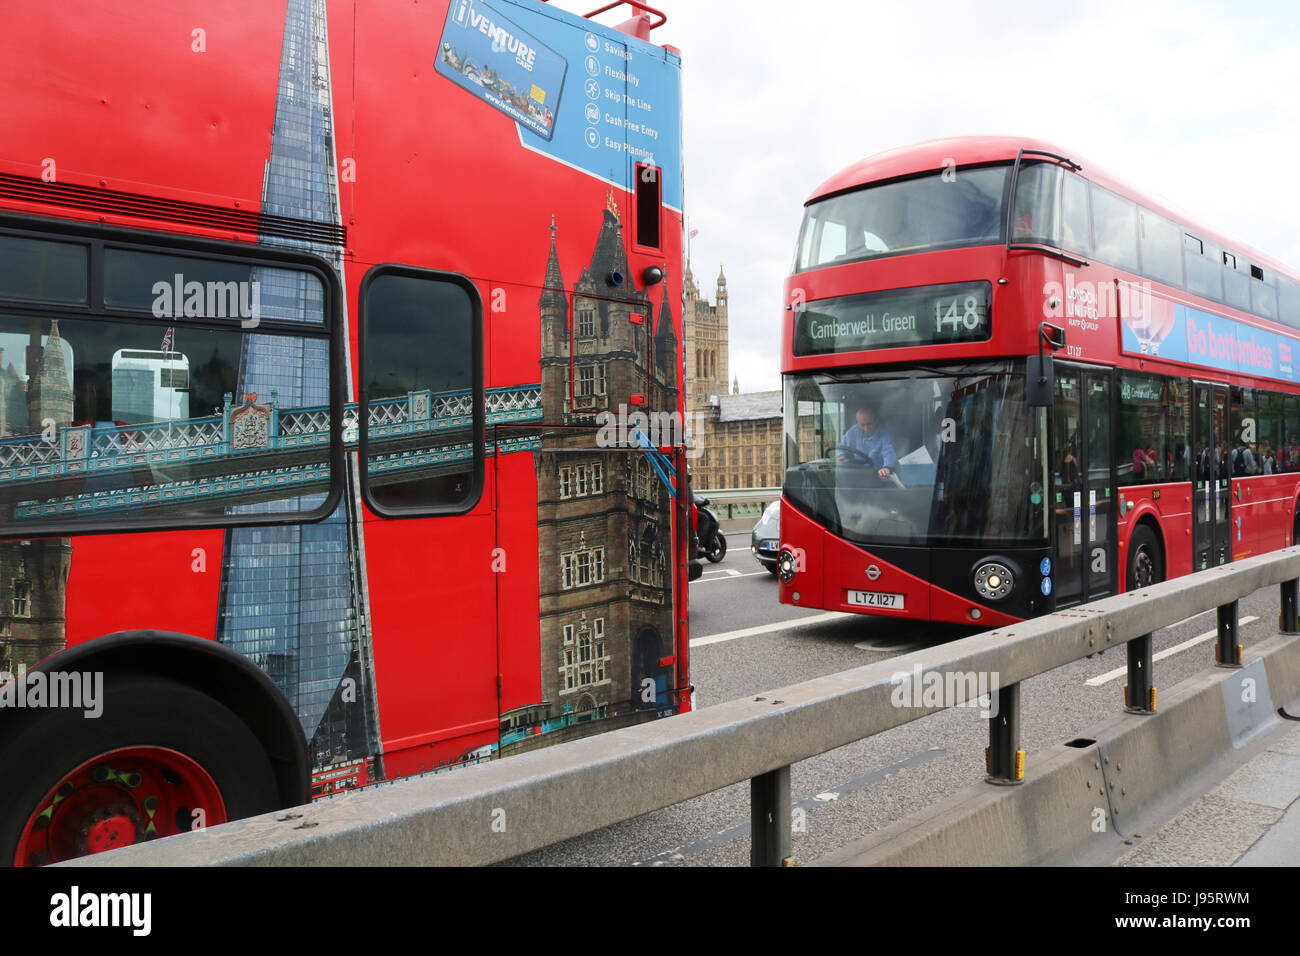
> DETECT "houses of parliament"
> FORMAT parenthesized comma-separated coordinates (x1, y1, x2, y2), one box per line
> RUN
(684, 264, 783, 490)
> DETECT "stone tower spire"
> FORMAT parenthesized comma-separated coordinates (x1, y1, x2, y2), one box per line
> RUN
(654, 276, 678, 383)
(539, 214, 568, 357)
(26, 320, 74, 430)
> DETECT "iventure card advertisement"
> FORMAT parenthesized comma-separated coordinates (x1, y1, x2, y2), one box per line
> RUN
(437, 0, 568, 140)
(432, 0, 684, 211)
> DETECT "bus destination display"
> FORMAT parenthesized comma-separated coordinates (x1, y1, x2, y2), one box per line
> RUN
(794, 280, 992, 355)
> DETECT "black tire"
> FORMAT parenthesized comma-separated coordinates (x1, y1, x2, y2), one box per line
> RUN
(765, 564, 780, 577)
(1127, 524, 1164, 591)
(705, 532, 727, 563)
(0, 673, 283, 866)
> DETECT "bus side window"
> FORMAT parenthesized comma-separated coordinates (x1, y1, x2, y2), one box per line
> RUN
(1222, 251, 1250, 312)
(1090, 185, 1139, 274)
(1118, 371, 1165, 485)
(634, 163, 661, 250)
(1279, 276, 1300, 331)
(1257, 392, 1284, 475)
(1229, 387, 1259, 476)
(359, 267, 483, 515)
(1249, 265, 1278, 320)
(1138, 209, 1183, 288)
(0, 234, 88, 303)
(1283, 395, 1300, 473)
(1060, 172, 1091, 255)
(1184, 233, 1222, 303)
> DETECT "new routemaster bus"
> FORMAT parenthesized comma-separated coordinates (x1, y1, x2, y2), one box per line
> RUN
(0, 0, 687, 864)
(779, 136, 1300, 628)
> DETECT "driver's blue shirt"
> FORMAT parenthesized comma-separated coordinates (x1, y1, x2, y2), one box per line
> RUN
(840, 424, 898, 469)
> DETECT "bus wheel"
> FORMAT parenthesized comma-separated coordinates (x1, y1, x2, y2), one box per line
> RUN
(1127, 525, 1164, 591)
(0, 674, 281, 866)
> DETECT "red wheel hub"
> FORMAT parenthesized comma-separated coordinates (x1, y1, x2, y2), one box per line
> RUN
(79, 805, 142, 854)
(15, 746, 227, 866)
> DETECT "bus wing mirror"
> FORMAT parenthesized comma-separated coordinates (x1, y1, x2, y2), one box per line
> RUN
(1027, 323, 1065, 407)
(1026, 354, 1055, 407)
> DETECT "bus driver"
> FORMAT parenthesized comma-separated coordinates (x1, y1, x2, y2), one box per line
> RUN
(840, 406, 899, 479)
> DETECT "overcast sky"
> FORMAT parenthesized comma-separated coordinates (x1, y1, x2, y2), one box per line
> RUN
(548, 0, 1300, 392)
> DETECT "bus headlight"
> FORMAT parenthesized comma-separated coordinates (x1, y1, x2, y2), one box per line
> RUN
(778, 549, 797, 582)
(974, 562, 1013, 601)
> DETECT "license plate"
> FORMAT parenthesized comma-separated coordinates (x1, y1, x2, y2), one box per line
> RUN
(847, 589, 905, 609)
(763, 539, 778, 550)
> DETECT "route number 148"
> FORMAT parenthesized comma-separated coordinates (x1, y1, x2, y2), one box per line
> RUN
(934, 295, 982, 333)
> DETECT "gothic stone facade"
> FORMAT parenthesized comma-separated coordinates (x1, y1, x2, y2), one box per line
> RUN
(683, 263, 728, 412)
(0, 321, 75, 670)
(514, 196, 679, 748)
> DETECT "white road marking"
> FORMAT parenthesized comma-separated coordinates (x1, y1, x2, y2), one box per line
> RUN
(692, 570, 769, 584)
(690, 611, 845, 647)
(1084, 616, 1259, 686)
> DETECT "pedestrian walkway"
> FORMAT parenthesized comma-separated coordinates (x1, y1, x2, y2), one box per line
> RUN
(1115, 716, 1300, 866)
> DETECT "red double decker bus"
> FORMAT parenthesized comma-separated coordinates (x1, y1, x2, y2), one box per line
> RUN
(0, 0, 688, 864)
(779, 136, 1300, 628)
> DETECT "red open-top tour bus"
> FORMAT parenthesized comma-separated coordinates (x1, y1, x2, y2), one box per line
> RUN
(0, 0, 688, 864)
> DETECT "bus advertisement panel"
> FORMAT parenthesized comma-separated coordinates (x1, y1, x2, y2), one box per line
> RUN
(0, 0, 687, 865)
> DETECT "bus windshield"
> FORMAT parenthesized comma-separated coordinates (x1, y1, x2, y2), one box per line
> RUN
(783, 362, 1049, 546)
(794, 165, 1008, 272)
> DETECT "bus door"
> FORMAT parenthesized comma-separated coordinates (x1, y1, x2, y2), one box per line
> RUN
(1051, 367, 1116, 607)
(1192, 382, 1231, 569)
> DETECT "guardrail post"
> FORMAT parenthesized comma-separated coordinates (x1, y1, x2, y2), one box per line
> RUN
(750, 766, 792, 867)
(1281, 579, 1300, 634)
(1215, 600, 1242, 667)
(1124, 634, 1156, 713)
(985, 683, 1024, 785)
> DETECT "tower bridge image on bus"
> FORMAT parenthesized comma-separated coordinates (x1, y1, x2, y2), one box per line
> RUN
(0, 338, 543, 522)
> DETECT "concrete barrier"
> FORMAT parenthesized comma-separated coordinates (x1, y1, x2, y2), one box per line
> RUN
(814, 633, 1300, 866)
